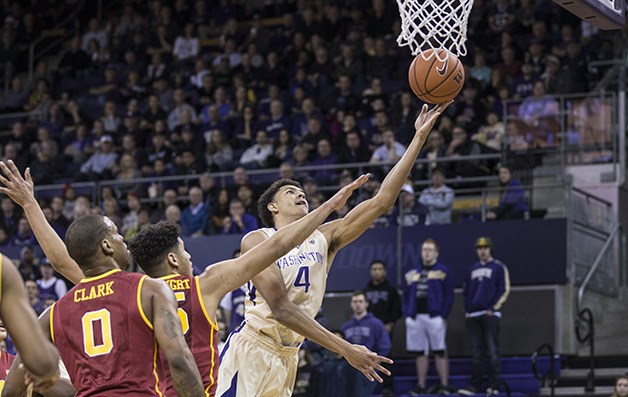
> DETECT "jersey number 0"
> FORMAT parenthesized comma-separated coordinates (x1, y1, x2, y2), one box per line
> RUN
(81, 309, 113, 357)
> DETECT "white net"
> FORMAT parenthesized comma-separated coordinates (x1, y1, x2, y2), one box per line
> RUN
(396, 0, 474, 61)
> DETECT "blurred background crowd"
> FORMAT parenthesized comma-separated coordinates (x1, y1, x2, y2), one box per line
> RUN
(0, 0, 625, 312)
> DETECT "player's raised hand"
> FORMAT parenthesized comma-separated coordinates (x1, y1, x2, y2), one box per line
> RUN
(414, 100, 453, 141)
(326, 173, 370, 212)
(343, 343, 393, 383)
(0, 160, 37, 207)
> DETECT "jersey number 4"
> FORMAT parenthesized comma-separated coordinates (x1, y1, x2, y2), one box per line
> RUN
(293, 266, 311, 293)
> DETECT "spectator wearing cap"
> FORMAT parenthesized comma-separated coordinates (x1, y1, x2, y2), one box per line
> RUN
(78, 134, 117, 181)
(37, 259, 67, 300)
(461, 237, 510, 394)
(389, 182, 426, 227)
(418, 168, 455, 225)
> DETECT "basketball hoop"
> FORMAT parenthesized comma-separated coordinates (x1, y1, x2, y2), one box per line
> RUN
(396, 0, 474, 61)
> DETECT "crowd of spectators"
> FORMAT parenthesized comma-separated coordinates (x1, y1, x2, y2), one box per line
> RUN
(0, 0, 624, 281)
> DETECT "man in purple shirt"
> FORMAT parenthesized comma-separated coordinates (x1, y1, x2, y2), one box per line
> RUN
(341, 290, 392, 397)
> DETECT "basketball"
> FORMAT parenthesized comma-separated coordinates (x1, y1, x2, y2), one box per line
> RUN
(408, 48, 465, 104)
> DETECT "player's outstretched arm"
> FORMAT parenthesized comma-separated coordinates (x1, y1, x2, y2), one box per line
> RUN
(320, 102, 451, 255)
(142, 278, 204, 397)
(247, 260, 392, 382)
(0, 259, 59, 395)
(0, 161, 84, 284)
(198, 174, 369, 301)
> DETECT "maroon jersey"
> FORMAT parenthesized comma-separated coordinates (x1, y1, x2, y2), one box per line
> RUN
(0, 350, 15, 392)
(158, 274, 219, 396)
(51, 269, 163, 397)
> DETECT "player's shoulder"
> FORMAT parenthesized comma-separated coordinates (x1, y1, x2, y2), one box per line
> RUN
(317, 218, 342, 243)
(241, 228, 271, 252)
(142, 275, 169, 289)
(0, 255, 15, 273)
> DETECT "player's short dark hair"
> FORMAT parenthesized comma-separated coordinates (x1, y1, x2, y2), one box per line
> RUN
(128, 221, 180, 277)
(370, 260, 387, 270)
(257, 179, 303, 228)
(65, 214, 110, 267)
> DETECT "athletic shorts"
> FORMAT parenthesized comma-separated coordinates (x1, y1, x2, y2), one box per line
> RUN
(216, 322, 299, 397)
(405, 314, 447, 353)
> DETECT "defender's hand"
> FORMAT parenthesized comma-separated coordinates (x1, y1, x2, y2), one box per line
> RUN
(0, 160, 37, 207)
(326, 174, 370, 212)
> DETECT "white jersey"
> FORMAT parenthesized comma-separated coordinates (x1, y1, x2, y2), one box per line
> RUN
(244, 227, 329, 347)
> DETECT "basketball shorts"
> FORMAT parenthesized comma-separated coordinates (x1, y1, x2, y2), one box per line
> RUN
(216, 322, 299, 397)
(405, 314, 447, 353)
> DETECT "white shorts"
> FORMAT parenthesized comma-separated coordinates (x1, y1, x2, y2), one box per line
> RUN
(405, 314, 447, 353)
(216, 322, 299, 397)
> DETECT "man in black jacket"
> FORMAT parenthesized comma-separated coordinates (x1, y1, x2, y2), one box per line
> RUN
(364, 259, 402, 396)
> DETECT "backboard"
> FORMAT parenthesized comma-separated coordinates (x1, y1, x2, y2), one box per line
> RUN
(553, 0, 625, 29)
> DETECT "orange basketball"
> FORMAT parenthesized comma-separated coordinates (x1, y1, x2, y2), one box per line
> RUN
(408, 48, 465, 104)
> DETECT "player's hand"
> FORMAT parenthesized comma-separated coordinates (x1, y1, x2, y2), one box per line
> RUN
(326, 173, 370, 212)
(0, 160, 37, 207)
(20, 363, 59, 393)
(343, 344, 393, 383)
(414, 101, 453, 140)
